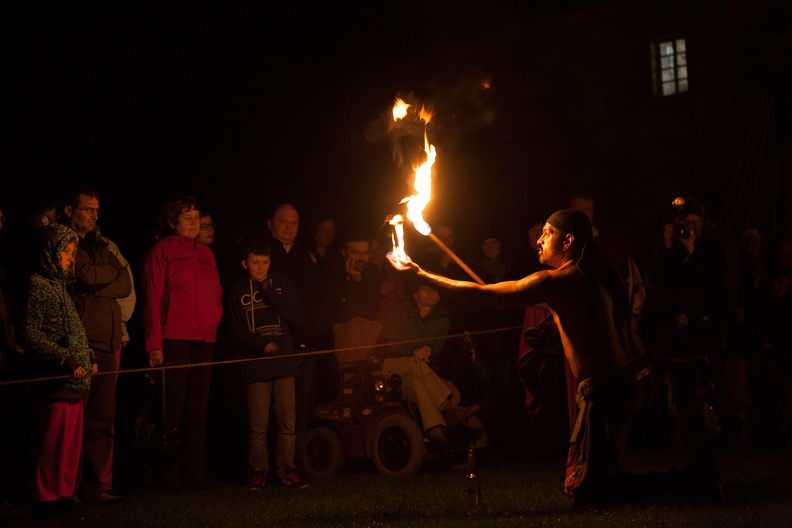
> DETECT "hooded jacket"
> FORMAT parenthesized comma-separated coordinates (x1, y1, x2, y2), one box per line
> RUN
(21, 223, 93, 399)
(142, 233, 223, 352)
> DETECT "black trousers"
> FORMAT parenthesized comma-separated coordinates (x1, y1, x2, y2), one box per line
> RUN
(162, 339, 214, 481)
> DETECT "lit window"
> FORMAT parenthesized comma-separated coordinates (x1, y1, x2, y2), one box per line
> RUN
(651, 38, 688, 96)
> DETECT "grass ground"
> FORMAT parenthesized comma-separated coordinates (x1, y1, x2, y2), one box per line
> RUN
(4, 445, 791, 528)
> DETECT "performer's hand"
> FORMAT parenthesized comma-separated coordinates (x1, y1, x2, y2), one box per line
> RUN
(73, 366, 86, 379)
(92, 363, 98, 375)
(263, 342, 279, 355)
(387, 252, 417, 272)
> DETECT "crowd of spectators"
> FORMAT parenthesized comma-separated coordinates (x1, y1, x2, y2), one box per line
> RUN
(0, 184, 790, 516)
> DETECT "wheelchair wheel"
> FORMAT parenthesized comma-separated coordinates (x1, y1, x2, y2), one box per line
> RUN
(302, 426, 345, 478)
(370, 413, 424, 477)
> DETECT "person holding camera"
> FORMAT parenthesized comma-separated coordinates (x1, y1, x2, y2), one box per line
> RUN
(643, 196, 739, 452)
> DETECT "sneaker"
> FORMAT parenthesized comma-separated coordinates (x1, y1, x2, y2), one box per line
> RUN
(280, 466, 309, 490)
(248, 468, 267, 491)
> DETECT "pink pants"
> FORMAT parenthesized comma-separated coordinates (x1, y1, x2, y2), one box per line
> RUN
(33, 399, 84, 502)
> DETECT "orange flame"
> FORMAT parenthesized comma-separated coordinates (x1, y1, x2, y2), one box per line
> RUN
(389, 214, 408, 263)
(401, 133, 435, 235)
(389, 97, 436, 262)
(392, 98, 411, 121)
(418, 105, 433, 124)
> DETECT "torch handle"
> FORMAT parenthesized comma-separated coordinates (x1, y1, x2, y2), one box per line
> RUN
(427, 233, 487, 286)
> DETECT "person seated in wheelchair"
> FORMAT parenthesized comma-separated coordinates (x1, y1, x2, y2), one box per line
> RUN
(378, 281, 479, 450)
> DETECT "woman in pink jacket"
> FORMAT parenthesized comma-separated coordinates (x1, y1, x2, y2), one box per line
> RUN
(142, 195, 222, 492)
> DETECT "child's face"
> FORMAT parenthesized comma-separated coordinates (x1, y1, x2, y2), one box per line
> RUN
(242, 253, 271, 282)
(61, 239, 77, 271)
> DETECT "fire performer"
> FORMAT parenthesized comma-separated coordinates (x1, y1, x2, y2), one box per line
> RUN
(389, 208, 723, 507)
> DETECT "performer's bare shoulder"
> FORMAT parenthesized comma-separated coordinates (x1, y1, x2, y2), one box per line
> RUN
(514, 261, 632, 380)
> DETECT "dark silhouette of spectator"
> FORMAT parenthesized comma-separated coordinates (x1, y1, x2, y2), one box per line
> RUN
(198, 210, 217, 251)
(569, 193, 646, 331)
(266, 204, 335, 463)
(750, 237, 792, 449)
(468, 226, 527, 458)
(326, 231, 384, 324)
(0, 206, 30, 515)
(307, 214, 339, 275)
(643, 196, 739, 452)
(415, 224, 470, 281)
(731, 228, 769, 448)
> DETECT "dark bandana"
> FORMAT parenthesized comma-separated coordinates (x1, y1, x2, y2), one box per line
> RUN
(546, 209, 593, 243)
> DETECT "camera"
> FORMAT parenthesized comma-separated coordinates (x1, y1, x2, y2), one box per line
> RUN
(671, 197, 692, 239)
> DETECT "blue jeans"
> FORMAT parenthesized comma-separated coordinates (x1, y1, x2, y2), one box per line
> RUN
(246, 377, 296, 475)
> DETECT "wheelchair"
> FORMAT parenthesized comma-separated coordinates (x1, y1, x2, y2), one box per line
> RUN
(301, 357, 487, 478)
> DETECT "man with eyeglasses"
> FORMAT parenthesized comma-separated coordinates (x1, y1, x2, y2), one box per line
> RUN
(61, 183, 134, 504)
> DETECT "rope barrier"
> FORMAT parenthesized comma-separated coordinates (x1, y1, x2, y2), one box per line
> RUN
(0, 324, 525, 387)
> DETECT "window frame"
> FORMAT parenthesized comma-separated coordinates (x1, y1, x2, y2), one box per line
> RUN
(650, 37, 689, 97)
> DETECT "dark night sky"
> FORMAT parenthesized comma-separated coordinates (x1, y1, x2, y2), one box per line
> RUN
(10, 2, 531, 235)
(8, 1, 790, 268)
(9, 2, 573, 260)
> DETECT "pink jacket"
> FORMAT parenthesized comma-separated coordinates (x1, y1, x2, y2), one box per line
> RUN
(142, 234, 223, 352)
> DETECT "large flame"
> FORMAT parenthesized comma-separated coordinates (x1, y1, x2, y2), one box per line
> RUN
(390, 98, 435, 260)
(402, 132, 435, 235)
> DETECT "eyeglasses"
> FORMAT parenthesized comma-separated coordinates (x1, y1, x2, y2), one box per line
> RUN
(76, 207, 100, 216)
(200, 222, 217, 230)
